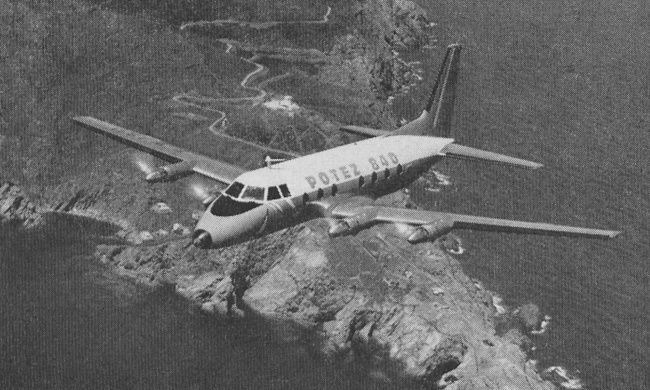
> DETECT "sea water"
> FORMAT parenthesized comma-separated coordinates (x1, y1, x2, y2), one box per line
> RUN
(0, 221, 411, 390)
(396, 0, 649, 388)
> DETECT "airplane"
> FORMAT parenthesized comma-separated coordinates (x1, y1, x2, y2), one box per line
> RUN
(71, 44, 620, 249)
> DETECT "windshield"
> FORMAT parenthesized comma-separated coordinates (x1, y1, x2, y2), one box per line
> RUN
(242, 185, 265, 201)
(267, 186, 281, 200)
(279, 184, 291, 197)
(210, 195, 262, 217)
(225, 182, 245, 198)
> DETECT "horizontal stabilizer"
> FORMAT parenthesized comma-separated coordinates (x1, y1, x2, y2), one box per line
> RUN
(71, 116, 245, 184)
(338, 125, 389, 138)
(442, 143, 543, 169)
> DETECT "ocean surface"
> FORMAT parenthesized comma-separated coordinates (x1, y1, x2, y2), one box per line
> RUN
(0, 220, 413, 390)
(397, 0, 649, 388)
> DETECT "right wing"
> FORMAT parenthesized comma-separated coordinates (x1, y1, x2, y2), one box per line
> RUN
(331, 204, 620, 240)
(72, 116, 246, 184)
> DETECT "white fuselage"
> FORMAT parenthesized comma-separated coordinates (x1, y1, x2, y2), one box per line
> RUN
(193, 135, 453, 248)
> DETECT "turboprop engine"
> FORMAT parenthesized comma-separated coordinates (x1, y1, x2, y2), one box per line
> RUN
(407, 219, 454, 244)
(145, 161, 196, 183)
(328, 210, 378, 237)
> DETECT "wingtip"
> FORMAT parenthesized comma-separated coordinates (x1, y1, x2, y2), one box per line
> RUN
(609, 231, 622, 239)
(71, 115, 89, 124)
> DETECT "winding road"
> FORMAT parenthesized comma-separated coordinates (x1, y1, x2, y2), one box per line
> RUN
(173, 7, 333, 158)
(179, 6, 331, 31)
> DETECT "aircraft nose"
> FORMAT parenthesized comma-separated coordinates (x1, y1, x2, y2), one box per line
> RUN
(194, 204, 269, 249)
(192, 230, 212, 249)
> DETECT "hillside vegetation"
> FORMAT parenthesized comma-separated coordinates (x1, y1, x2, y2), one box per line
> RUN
(0, 0, 429, 229)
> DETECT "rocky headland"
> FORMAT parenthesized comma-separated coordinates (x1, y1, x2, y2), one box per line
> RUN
(1, 0, 557, 388)
(92, 192, 554, 389)
(0, 182, 41, 229)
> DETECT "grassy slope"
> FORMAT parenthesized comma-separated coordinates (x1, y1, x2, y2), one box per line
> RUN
(0, 0, 400, 231)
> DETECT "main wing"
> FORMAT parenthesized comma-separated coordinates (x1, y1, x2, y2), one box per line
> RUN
(337, 124, 541, 170)
(72, 116, 246, 184)
(330, 204, 620, 241)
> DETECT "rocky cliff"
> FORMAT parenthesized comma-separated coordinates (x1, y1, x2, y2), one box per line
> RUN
(94, 192, 554, 389)
(0, 182, 41, 229)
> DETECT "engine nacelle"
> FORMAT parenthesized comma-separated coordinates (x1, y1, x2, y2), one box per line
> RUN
(407, 219, 454, 244)
(328, 210, 377, 237)
(145, 161, 196, 183)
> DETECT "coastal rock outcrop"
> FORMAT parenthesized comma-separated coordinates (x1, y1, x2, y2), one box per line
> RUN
(354, 0, 431, 100)
(95, 195, 555, 389)
(0, 181, 40, 228)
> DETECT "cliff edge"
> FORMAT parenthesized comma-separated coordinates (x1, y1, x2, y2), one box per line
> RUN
(0, 182, 41, 229)
(95, 192, 554, 389)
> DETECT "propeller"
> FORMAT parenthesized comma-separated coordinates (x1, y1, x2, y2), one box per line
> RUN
(394, 222, 415, 237)
(186, 177, 221, 208)
(132, 153, 156, 176)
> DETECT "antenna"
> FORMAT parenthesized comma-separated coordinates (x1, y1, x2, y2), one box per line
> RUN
(265, 155, 286, 168)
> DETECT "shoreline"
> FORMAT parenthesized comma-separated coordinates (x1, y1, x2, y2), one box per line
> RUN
(1, 181, 558, 388)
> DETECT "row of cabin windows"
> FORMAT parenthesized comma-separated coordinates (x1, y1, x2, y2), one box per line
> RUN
(302, 164, 404, 203)
(224, 181, 291, 202)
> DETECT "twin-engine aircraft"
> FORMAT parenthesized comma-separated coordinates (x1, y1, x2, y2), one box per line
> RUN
(72, 44, 620, 249)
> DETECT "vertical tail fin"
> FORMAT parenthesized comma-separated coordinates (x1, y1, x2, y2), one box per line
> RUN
(393, 44, 461, 137)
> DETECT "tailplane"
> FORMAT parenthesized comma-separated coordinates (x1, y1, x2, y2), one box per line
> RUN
(393, 44, 461, 137)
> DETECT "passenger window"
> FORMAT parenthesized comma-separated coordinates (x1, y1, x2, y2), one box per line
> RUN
(267, 186, 281, 200)
(225, 181, 245, 198)
(242, 185, 265, 201)
(384, 168, 391, 179)
(302, 193, 309, 204)
(371, 171, 378, 184)
(396, 164, 403, 175)
(317, 189, 324, 199)
(279, 184, 291, 198)
(358, 176, 365, 188)
(332, 184, 338, 196)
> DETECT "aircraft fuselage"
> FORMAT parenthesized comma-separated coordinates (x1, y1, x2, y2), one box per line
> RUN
(193, 135, 452, 248)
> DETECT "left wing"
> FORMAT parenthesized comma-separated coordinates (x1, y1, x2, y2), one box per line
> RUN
(329, 204, 620, 242)
(72, 116, 246, 184)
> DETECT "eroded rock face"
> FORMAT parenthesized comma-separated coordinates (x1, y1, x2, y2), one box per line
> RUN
(353, 0, 431, 100)
(0, 181, 40, 228)
(95, 216, 555, 389)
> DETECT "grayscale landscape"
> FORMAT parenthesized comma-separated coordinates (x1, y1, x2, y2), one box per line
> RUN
(1, 0, 647, 389)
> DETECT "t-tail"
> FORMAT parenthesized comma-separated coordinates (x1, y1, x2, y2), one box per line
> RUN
(340, 43, 542, 169)
(393, 44, 542, 169)
(393, 44, 461, 137)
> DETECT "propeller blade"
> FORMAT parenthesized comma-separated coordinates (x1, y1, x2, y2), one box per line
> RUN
(132, 153, 155, 175)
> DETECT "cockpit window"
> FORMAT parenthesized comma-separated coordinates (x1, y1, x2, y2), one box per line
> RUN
(267, 186, 281, 200)
(242, 185, 265, 201)
(225, 181, 245, 198)
(279, 184, 291, 198)
(210, 195, 262, 217)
